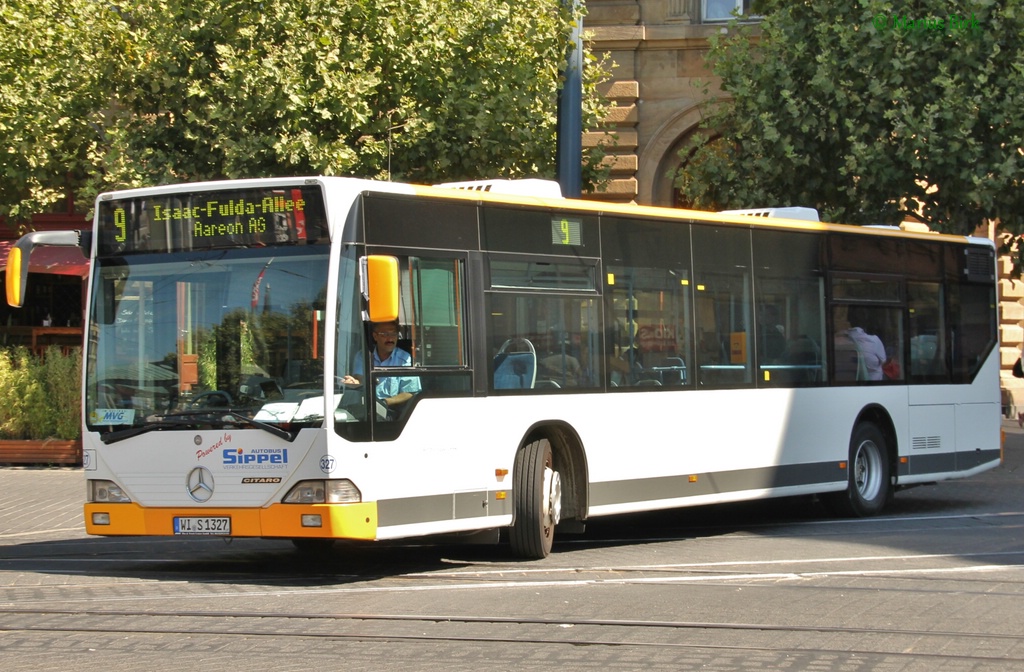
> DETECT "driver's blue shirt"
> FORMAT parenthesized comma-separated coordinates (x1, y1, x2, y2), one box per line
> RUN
(353, 347, 421, 399)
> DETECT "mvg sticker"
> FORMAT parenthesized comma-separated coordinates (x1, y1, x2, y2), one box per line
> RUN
(90, 408, 136, 425)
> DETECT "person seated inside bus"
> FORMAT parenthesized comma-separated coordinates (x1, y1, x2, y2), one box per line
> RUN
(341, 320, 421, 418)
(537, 331, 583, 387)
(609, 344, 643, 386)
(698, 330, 728, 364)
(836, 306, 886, 381)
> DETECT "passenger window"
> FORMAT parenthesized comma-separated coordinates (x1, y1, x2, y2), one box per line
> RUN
(601, 216, 692, 390)
(693, 226, 753, 387)
(488, 293, 600, 392)
(831, 304, 903, 383)
(908, 282, 948, 382)
(949, 282, 996, 383)
(752, 230, 826, 387)
(605, 280, 691, 388)
(486, 250, 600, 393)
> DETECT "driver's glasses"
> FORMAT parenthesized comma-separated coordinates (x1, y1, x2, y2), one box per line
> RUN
(374, 331, 400, 338)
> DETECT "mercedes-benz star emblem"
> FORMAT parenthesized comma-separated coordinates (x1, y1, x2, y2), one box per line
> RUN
(186, 467, 215, 503)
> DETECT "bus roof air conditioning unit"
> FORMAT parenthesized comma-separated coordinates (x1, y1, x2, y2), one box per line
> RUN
(720, 206, 819, 221)
(435, 179, 563, 199)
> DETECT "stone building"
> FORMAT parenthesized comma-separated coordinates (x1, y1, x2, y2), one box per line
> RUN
(584, 0, 750, 206)
(997, 247, 1024, 419)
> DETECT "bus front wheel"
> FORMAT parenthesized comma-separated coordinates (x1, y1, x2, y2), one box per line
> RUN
(828, 422, 891, 517)
(510, 438, 561, 559)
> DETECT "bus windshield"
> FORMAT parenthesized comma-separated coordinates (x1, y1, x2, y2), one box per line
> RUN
(86, 246, 329, 441)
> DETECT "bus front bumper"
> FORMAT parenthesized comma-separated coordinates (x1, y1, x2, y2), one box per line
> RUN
(83, 502, 379, 540)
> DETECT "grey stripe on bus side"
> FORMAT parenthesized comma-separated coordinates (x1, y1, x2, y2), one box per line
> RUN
(374, 450, 1002, 528)
(378, 490, 513, 527)
(902, 449, 1001, 476)
(588, 461, 844, 507)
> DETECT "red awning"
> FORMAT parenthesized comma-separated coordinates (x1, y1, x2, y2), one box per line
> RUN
(0, 240, 90, 278)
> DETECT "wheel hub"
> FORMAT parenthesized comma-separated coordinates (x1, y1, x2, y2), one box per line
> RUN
(543, 467, 562, 527)
(855, 440, 881, 500)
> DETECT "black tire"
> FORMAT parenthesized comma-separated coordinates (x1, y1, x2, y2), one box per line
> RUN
(509, 439, 562, 559)
(827, 422, 892, 517)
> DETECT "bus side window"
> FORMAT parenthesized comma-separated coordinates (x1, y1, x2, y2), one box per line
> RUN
(949, 282, 997, 383)
(601, 216, 693, 391)
(908, 282, 948, 381)
(752, 229, 826, 387)
(487, 293, 599, 392)
(693, 226, 753, 387)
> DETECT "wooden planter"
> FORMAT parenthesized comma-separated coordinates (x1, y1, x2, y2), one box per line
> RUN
(0, 439, 82, 466)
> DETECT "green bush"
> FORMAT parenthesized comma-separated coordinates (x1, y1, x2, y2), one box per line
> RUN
(0, 346, 81, 440)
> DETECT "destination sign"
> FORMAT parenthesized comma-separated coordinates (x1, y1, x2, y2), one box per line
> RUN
(97, 184, 329, 255)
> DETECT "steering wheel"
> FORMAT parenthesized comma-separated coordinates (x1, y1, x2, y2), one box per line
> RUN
(188, 390, 233, 410)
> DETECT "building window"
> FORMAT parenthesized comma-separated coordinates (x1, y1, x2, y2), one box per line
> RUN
(703, 0, 754, 22)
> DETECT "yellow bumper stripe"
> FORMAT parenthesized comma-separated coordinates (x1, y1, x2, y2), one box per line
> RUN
(84, 502, 379, 540)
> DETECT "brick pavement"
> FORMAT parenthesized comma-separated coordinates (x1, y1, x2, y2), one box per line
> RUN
(0, 467, 85, 544)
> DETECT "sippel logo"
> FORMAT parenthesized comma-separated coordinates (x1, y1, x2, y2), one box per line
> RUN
(223, 447, 289, 469)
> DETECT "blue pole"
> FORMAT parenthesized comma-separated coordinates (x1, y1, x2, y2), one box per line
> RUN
(557, 0, 583, 198)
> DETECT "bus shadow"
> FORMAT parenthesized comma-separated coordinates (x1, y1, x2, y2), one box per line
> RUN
(0, 535, 498, 586)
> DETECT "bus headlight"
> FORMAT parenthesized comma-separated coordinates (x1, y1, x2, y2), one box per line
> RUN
(327, 479, 362, 503)
(283, 479, 361, 504)
(88, 479, 131, 503)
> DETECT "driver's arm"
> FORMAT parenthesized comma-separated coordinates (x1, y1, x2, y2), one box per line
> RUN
(381, 391, 413, 408)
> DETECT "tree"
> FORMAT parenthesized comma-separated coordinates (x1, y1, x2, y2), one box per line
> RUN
(0, 0, 128, 233)
(675, 0, 1024, 236)
(0, 0, 609, 227)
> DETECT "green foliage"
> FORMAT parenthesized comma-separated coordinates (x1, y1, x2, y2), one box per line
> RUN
(0, 0, 127, 231)
(0, 347, 81, 440)
(1, 0, 610, 221)
(676, 0, 1024, 235)
(40, 346, 82, 440)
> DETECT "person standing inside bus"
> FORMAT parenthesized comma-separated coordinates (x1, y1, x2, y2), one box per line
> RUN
(840, 306, 887, 381)
(342, 320, 421, 416)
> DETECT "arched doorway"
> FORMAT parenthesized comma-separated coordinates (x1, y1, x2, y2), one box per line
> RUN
(635, 100, 729, 207)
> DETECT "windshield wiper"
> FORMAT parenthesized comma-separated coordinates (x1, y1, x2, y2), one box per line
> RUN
(160, 409, 295, 441)
(100, 410, 293, 444)
(100, 420, 186, 444)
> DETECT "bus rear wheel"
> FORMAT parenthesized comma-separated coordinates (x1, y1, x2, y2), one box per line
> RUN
(827, 422, 891, 517)
(510, 438, 561, 559)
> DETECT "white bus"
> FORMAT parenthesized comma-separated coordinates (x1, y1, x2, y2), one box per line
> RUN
(6, 177, 1001, 558)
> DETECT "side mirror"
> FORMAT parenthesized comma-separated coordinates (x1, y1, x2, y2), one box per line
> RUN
(5, 243, 27, 308)
(362, 255, 399, 323)
(6, 230, 87, 308)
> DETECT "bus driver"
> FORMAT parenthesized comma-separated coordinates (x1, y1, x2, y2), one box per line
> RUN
(342, 320, 421, 417)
